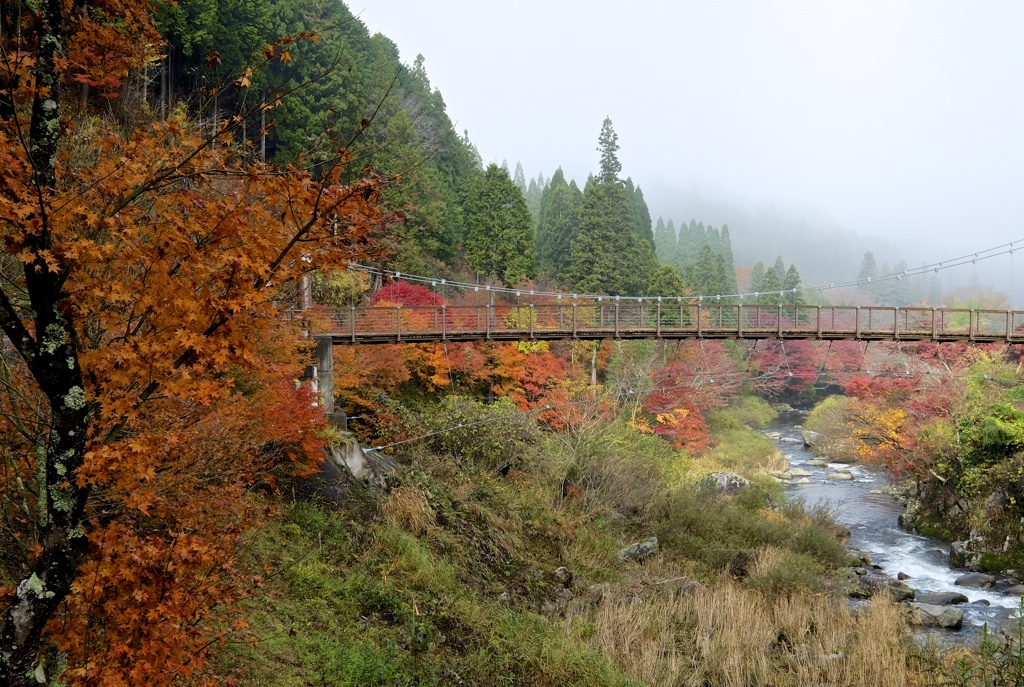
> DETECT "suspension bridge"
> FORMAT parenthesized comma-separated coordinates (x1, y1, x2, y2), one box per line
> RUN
(307, 302, 1024, 345)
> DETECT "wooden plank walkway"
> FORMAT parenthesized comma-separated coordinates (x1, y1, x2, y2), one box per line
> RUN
(305, 304, 1024, 345)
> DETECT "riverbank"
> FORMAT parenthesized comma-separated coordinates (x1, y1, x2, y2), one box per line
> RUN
(767, 412, 1022, 640)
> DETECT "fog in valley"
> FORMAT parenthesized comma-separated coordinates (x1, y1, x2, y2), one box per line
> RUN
(358, 1, 1023, 304)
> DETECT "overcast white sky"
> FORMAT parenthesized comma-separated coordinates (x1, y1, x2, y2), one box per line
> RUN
(356, 1, 1023, 272)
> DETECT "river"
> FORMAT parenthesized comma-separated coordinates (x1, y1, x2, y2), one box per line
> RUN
(769, 411, 1021, 638)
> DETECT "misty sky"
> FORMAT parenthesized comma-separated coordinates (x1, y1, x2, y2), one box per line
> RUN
(356, 1, 1023, 285)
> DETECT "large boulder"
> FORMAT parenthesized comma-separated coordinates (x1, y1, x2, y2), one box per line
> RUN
(911, 603, 965, 630)
(916, 591, 969, 605)
(827, 471, 854, 481)
(954, 573, 996, 589)
(949, 540, 983, 571)
(619, 536, 660, 563)
(801, 430, 822, 447)
(848, 573, 915, 601)
(698, 472, 751, 497)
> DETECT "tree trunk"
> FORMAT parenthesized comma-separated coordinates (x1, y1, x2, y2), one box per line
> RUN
(0, 0, 93, 682)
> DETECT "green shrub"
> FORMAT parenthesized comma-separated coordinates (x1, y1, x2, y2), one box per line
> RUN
(804, 394, 851, 432)
(713, 396, 780, 430)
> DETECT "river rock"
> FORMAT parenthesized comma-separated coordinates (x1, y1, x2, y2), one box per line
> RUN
(897, 572, 912, 581)
(801, 430, 822, 447)
(848, 574, 914, 601)
(916, 591, 969, 605)
(619, 536, 660, 563)
(765, 431, 783, 440)
(699, 472, 750, 496)
(771, 470, 793, 480)
(954, 573, 996, 588)
(949, 540, 983, 571)
(911, 603, 965, 630)
(827, 471, 854, 481)
(804, 459, 829, 467)
(795, 478, 813, 485)
(1001, 584, 1024, 596)
(780, 437, 802, 443)
(789, 468, 813, 477)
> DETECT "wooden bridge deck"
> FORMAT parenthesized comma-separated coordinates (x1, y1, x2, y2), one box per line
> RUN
(306, 304, 1024, 345)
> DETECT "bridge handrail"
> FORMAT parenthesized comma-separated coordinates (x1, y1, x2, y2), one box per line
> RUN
(299, 304, 1024, 344)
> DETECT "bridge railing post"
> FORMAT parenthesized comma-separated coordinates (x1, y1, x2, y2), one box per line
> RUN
(931, 307, 937, 340)
(894, 307, 899, 340)
(614, 298, 620, 338)
(486, 304, 492, 339)
(697, 304, 703, 337)
(350, 305, 356, 343)
(777, 305, 783, 337)
(530, 304, 535, 339)
(855, 307, 862, 339)
(572, 303, 577, 338)
(396, 306, 402, 341)
(442, 305, 447, 340)
(656, 299, 662, 338)
(816, 306, 822, 339)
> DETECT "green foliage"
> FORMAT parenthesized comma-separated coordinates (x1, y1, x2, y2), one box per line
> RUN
(596, 116, 621, 184)
(568, 179, 656, 296)
(645, 264, 688, 299)
(956, 403, 1024, 469)
(655, 485, 844, 584)
(714, 396, 780, 430)
(466, 164, 536, 284)
(624, 177, 653, 246)
(417, 396, 541, 474)
(804, 395, 852, 431)
(535, 168, 582, 277)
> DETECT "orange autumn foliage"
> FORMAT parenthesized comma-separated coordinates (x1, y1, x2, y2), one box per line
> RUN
(0, 5, 390, 681)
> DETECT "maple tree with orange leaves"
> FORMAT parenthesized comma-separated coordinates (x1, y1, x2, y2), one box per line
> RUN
(0, 2, 389, 683)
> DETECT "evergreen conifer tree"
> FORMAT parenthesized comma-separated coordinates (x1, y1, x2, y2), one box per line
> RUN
(760, 266, 784, 305)
(720, 224, 738, 294)
(467, 164, 535, 284)
(783, 264, 804, 304)
(597, 116, 622, 183)
(535, 169, 582, 278)
(625, 178, 654, 246)
(750, 262, 766, 294)
(653, 217, 672, 263)
(569, 178, 654, 295)
(513, 161, 527, 194)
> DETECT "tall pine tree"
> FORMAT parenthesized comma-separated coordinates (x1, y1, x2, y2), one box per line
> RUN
(467, 164, 536, 284)
(535, 168, 582, 277)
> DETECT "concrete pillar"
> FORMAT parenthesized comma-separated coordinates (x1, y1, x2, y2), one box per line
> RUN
(300, 273, 313, 311)
(315, 336, 333, 410)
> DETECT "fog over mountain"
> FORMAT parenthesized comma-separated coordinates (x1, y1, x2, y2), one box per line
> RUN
(358, 1, 1023, 303)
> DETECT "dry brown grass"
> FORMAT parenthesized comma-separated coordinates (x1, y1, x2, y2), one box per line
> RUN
(565, 571, 919, 687)
(380, 485, 435, 535)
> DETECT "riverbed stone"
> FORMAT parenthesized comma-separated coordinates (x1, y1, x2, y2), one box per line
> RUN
(771, 470, 793, 480)
(916, 591, 969, 605)
(699, 472, 751, 496)
(911, 603, 965, 630)
(949, 540, 983, 571)
(801, 430, 822, 447)
(954, 573, 996, 588)
(789, 468, 813, 477)
(795, 478, 812, 485)
(804, 459, 829, 467)
(827, 471, 854, 481)
(1001, 584, 1024, 596)
(897, 572, 912, 581)
(848, 574, 914, 601)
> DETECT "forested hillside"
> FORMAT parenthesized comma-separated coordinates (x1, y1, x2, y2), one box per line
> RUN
(1, 0, 1020, 685)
